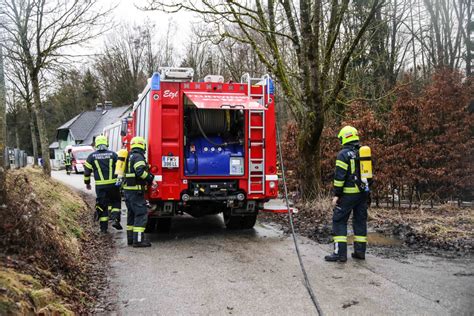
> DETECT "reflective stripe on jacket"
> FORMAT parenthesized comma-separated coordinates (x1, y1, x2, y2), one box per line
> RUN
(333, 142, 362, 196)
(64, 153, 72, 165)
(123, 148, 153, 191)
(84, 149, 118, 186)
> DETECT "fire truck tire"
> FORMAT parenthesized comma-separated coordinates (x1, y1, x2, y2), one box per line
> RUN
(156, 218, 172, 233)
(223, 211, 257, 230)
(240, 214, 257, 229)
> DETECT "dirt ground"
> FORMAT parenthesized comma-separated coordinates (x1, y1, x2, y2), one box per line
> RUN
(259, 198, 474, 258)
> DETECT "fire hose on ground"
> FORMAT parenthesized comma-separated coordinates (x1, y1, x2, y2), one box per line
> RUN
(275, 116, 324, 316)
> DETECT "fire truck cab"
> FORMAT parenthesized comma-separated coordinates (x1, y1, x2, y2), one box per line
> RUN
(125, 67, 278, 231)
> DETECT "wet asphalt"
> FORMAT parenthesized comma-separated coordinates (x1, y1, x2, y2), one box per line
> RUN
(53, 171, 474, 315)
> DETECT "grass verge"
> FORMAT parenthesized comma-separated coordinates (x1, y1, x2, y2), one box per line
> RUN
(0, 168, 113, 314)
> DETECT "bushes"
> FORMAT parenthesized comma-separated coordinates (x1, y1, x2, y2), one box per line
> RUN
(282, 69, 473, 204)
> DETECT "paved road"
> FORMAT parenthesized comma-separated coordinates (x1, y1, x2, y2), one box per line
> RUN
(53, 171, 473, 315)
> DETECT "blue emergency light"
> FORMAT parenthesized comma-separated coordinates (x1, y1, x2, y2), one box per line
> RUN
(151, 72, 161, 91)
(266, 77, 274, 95)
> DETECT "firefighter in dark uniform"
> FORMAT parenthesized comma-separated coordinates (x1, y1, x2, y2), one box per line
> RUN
(84, 135, 123, 233)
(325, 126, 369, 262)
(64, 149, 72, 175)
(123, 136, 154, 247)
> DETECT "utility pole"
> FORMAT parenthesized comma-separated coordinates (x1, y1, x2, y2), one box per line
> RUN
(0, 43, 7, 205)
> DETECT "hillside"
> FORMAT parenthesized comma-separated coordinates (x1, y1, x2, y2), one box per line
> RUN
(0, 168, 112, 314)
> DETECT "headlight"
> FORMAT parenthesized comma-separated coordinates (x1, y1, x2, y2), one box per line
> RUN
(269, 181, 276, 188)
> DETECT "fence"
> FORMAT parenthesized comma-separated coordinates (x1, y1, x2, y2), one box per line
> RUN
(3, 147, 28, 169)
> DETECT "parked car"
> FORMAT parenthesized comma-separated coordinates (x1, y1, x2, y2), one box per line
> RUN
(67, 146, 94, 174)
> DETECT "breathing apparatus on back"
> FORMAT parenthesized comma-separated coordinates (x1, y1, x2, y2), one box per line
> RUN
(338, 126, 373, 192)
(115, 136, 147, 187)
(115, 148, 129, 186)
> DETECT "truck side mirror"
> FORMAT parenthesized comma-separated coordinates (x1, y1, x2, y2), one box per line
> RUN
(120, 118, 128, 136)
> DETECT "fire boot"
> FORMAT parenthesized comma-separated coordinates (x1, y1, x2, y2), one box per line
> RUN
(112, 219, 123, 230)
(99, 221, 108, 234)
(324, 242, 347, 262)
(127, 230, 133, 246)
(132, 231, 151, 248)
(352, 241, 366, 260)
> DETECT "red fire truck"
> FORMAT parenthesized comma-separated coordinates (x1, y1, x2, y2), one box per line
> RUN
(120, 67, 278, 231)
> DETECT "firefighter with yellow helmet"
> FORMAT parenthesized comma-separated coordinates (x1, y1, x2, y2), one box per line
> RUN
(123, 136, 155, 247)
(84, 135, 122, 233)
(325, 126, 373, 262)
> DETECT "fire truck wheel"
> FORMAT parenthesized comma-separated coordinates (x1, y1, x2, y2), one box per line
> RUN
(241, 214, 257, 229)
(156, 218, 172, 233)
(145, 218, 157, 233)
(223, 211, 257, 230)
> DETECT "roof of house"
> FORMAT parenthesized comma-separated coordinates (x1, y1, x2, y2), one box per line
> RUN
(82, 106, 130, 145)
(57, 105, 130, 145)
(57, 111, 102, 141)
(57, 114, 80, 130)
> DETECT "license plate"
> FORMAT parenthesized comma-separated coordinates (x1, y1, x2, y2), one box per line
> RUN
(162, 156, 179, 168)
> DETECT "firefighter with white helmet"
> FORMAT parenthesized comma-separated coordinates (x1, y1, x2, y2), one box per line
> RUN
(325, 126, 372, 262)
(84, 135, 123, 233)
(123, 136, 155, 247)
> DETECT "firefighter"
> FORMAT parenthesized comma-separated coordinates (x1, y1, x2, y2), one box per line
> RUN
(325, 126, 369, 262)
(123, 136, 154, 247)
(84, 135, 123, 233)
(64, 149, 72, 175)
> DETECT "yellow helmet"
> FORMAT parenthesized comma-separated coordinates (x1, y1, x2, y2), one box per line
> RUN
(337, 126, 359, 145)
(130, 136, 146, 150)
(95, 135, 108, 148)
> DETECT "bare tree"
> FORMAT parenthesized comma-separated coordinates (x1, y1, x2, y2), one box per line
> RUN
(94, 20, 179, 105)
(6, 91, 21, 148)
(402, 0, 469, 70)
(0, 44, 6, 204)
(4, 58, 39, 165)
(0, 0, 109, 176)
(146, 0, 382, 196)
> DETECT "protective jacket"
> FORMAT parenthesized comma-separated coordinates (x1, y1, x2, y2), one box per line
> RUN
(64, 153, 72, 166)
(333, 141, 363, 197)
(84, 149, 118, 186)
(123, 148, 154, 191)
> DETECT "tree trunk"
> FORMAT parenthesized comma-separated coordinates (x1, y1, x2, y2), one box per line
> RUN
(25, 100, 38, 166)
(298, 113, 324, 198)
(30, 73, 51, 176)
(15, 120, 20, 149)
(467, 0, 472, 77)
(0, 45, 6, 205)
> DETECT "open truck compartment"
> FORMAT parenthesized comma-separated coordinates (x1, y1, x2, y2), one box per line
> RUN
(183, 103, 246, 176)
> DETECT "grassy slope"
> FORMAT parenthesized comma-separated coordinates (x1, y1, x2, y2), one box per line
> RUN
(0, 168, 91, 315)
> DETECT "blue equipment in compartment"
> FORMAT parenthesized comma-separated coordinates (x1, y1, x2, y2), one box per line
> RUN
(185, 136, 244, 176)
